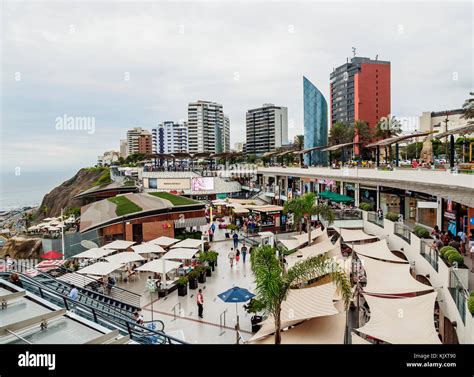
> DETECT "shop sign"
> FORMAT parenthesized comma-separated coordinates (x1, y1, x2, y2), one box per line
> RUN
(444, 212, 456, 220)
(447, 199, 453, 212)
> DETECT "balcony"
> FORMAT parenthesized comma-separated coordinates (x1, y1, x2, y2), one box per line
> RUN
(394, 222, 411, 243)
(367, 211, 384, 228)
(420, 240, 439, 272)
(333, 209, 362, 221)
(449, 269, 469, 325)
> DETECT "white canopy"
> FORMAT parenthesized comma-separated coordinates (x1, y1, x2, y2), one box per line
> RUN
(163, 248, 199, 260)
(76, 262, 122, 276)
(279, 228, 323, 251)
(170, 238, 202, 249)
(149, 236, 180, 247)
(28, 225, 40, 231)
(103, 240, 136, 250)
(136, 259, 182, 274)
(351, 333, 372, 344)
(340, 228, 378, 243)
(356, 292, 441, 344)
(57, 273, 97, 288)
(105, 252, 145, 265)
(353, 239, 407, 263)
(359, 256, 432, 295)
(286, 239, 338, 269)
(131, 242, 167, 255)
(249, 283, 339, 342)
(73, 247, 116, 260)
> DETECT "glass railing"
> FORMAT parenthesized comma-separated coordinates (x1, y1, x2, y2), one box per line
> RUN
(420, 240, 439, 272)
(448, 270, 468, 325)
(334, 209, 363, 220)
(394, 222, 411, 243)
(367, 211, 384, 227)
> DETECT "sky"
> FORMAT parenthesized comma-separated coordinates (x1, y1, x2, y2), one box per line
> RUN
(1, 0, 472, 174)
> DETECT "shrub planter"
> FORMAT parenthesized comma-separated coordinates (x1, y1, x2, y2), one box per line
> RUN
(209, 261, 215, 271)
(188, 278, 198, 290)
(251, 315, 263, 333)
(158, 289, 167, 298)
(177, 284, 188, 297)
(206, 267, 212, 277)
(198, 272, 207, 283)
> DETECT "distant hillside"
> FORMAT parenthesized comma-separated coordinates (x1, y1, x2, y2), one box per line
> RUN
(37, 168, 108, 219)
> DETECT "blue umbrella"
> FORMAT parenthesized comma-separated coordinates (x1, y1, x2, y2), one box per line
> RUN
(218, 286, 255, 333)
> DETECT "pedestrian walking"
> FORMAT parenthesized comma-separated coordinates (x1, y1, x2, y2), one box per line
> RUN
(241, 243, 248, 263)
(235, 249, 240, 263)
(228, 248, 235, 267)
(208, 227, 214, 242)
(197, 289, 204, 318)
(68, 284, 79, 300)
(232, 232, 239, 249)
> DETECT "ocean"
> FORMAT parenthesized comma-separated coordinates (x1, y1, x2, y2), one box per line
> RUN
(0, 170, 77, 211)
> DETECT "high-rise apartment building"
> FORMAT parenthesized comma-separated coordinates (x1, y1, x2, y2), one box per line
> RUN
(303, 77, 328, 166)
(330, 56, 390, 131)
(126, 127, 152, 156)
(245, 104, 288, 156)
(152, 121, 189, 154)
(187, 101, 229, 154)
(119, 139, 127, 158)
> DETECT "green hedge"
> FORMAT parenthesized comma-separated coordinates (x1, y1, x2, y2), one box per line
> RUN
(447, 251, 464, 266)
(385, 212, 399, 222)
(468, 295, 474, 315)
(107, 196, 143, 216)
(149, 192, 198, 205)
(359, 202, 374, 211)
(439, 246, 457, 257)
(413, 225, 431, 239)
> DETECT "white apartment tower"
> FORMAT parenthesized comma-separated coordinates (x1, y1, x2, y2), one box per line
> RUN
(245, 104, 288, 155)
(152, 121, 189, 154)
(187, 100, 229, 154)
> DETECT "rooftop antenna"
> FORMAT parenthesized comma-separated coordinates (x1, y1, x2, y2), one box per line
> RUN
(352, 47, 356, 57)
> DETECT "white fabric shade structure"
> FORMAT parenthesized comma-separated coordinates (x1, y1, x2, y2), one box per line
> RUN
(286, 239, 339, 269)
(73, 247, 116, 259)
(249, 283, 340, 342)
(103, 240, 136, 250)
(149, 236, 180, 247)
(27, 225, 40, 231)
(340, 228, 378, 243)
(136, 259, 182, 274)
(162, 248, 199, 260)
(353, 239, 407, 263)
(131, 242, 167, 255)
(356, 292, 442, 344)
(279, 228, 324, 251)
(170, 238, 202, 249)
(358, 256, 432, 295)
(57, 273, 97, 288)
(105, 252, 145, 265)
(76, 262, 122, 276)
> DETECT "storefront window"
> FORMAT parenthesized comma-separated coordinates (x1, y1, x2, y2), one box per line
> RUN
(380, 193, 401, 215)
(344, 183, 355, 199)
(359, 187, 377, 209)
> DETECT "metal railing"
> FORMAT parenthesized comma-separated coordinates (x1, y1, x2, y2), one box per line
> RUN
(0, 275, 183, 344)
(334, 209, 362, 221)
(394, 222, 411, 243)
(448, 270, 468, 325)
(367, 211, 384, 228)
(420, 241, 439, 272)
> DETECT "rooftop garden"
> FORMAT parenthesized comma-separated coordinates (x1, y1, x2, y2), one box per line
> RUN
(107, 196, 143, 216)
(149, 192, 198, 206)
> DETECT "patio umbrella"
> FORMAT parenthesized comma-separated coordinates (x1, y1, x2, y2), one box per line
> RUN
(218, 286, 255, 333)
(41, 250, 64, 259)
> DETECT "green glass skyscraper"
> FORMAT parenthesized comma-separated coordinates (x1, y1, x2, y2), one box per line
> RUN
(303, 76, 328, 166)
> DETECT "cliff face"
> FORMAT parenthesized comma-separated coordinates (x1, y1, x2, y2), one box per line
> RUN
(0, 237, 43, 259)
(38, 168, 104, 219)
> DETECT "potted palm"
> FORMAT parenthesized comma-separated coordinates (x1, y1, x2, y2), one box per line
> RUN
(196, 266, 207, 283)
(188, 270, 199, 290)
(205, 265, 212, 277)
(208, 250, 219, 270)
(244, 298, 266, 333)
(177, 277, 188, 297)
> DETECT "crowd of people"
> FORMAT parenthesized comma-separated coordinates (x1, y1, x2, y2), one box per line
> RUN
(430, 225, 473, 263)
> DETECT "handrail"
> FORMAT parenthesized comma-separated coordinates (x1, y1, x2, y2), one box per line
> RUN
(0, 273, 183, 344)
(172, 302, 181, 321)
(219, 309, 227, 335)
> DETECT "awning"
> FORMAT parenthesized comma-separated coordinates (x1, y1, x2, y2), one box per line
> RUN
(232, 207, 249, 214)
(131, 242, 167, 254)
(249, 283, 339, 342)
(340, 229, 378, 243)
(366, 131, 434, 147)
(105, 252, 145, 265)
(356, 292, 441, 344)
(286, 239, 338, 269)
(103, 240, 136, 250)
(359, 256, 433, 295)
(73, 247, 117, 260)
(322, 142, 359, 152)
(434, 124, 474, 139)
(148, 236, 180, 247)
(170, 238, 202, 249)
(174, 217, 208, 229)
(279, 228, 324, 251)
(35, 260, 67, 272)
(318, 191, 354, 203)
(136, 259, 182, 274)
(76, 262, 122, 276)
(353, 239, 407, 263)
(163, 248, 199, 260)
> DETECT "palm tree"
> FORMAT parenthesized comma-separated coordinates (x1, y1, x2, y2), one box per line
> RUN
(376, 115, 402, 161)
(283, 196, 304, 234)
(294, 135, 304, 150)
(299, 193, 335, 244)
(461, 92, 474, 122)
(250, 245, 351, 344)
(329, 122, 352, 145)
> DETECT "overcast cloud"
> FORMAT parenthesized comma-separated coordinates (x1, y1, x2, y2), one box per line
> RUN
(1, 0, 472, 173)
